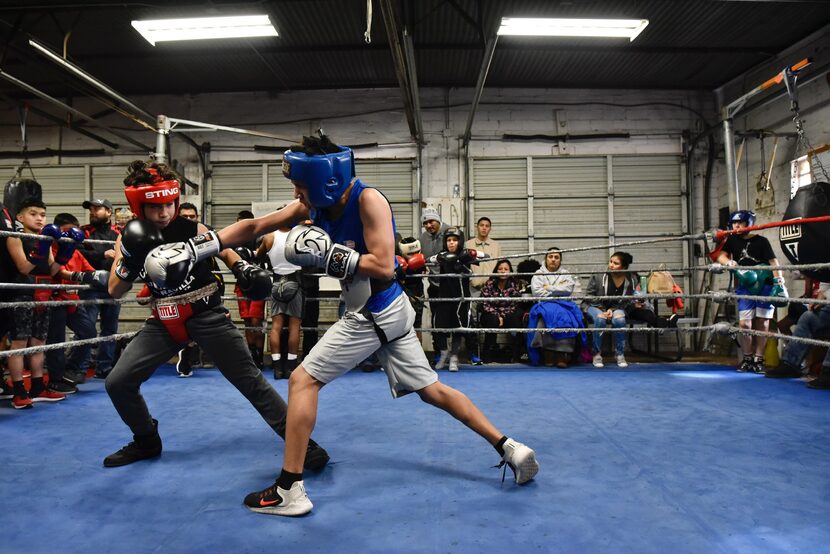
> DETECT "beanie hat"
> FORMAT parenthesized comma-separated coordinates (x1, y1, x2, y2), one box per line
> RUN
(421, 207, 441, 224)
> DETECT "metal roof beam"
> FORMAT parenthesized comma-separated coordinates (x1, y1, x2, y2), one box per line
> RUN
(462, 34, 498, 147)
(379, 0, 420, 142)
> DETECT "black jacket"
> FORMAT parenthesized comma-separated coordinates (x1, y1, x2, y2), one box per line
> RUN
(79, 221, 120, 271)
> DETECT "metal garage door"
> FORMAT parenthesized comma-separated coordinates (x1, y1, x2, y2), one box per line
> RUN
(471, 154, 687, 282)
(209, 159, 416, 233)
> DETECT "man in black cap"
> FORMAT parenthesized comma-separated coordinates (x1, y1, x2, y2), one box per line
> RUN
(75, 198, 121, 381)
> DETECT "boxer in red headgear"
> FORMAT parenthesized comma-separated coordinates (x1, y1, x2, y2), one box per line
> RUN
(100, 160, 329, 471)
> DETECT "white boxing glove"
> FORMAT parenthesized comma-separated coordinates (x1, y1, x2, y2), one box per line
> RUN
(144, 230, 223, 290)
(284, 224, 360, 280)
(285, 225, 332, 267)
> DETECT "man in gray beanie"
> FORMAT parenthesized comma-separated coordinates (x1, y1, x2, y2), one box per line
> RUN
(419, 207, 449, 364)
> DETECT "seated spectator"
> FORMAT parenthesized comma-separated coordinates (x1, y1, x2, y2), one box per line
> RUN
(584, 251, 636, 368)
(766, 279, 830, 388)
(528, 247, 585, 368)
(479, 259, 524, 363)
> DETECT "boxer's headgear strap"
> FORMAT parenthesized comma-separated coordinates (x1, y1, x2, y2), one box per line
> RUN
(282, 145, 354, 208)
(729, 209, 756, 228)
(124, 167, 181, 220)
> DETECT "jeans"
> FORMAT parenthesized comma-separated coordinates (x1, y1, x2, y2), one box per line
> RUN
(46, 305, 97, 380)
(782, 306, 830, 368)
(78, 289, 121, 375)
(586, 306, 626, 355)
(106, 306, 287, 437)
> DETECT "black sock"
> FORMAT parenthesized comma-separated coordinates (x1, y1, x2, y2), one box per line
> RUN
(30, 377, 44, 396)
(277, 469, 303, 490)
(12, 380, 27, 396)
(495, 435, 508, 457)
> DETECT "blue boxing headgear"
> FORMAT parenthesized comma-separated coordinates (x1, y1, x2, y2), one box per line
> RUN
(729, 209, 756, 228)
(282, 145, 355, 208)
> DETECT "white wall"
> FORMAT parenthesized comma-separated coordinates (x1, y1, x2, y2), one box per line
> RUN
(0, 85, 712, 228)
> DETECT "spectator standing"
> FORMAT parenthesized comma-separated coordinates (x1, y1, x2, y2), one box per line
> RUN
(0, 197, 17, 399)
(44, 213, 101, 393)
(234, 209, 267, 369)
(78, 198, 120, 378)
(419, 207, 449, 360)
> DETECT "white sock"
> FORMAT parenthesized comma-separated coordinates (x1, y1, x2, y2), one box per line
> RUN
(287, 353, 297, 360)
(271, 354, 281, 362)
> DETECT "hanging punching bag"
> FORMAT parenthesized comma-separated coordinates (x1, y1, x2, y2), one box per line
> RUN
(779, 181, 830, 282)
(3, 178, 42, 217)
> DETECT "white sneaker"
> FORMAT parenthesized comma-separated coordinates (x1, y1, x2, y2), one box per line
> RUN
(500, 438, 539, 484)
(616, 354, 628, 368)
(448, 355, 459, 372)
(592, 353, 604, 368)
(243, 479, 313, 516)
(435, 351, 449, 370)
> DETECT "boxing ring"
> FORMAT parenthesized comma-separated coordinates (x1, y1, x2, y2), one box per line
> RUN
(2, 220, 830, 553)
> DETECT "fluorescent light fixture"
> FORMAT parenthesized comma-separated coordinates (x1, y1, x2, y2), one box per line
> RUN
(498, 17, 649, 41)
(131, 15, 278, 46)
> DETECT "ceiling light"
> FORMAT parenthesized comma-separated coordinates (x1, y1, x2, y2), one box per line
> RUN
(498, 18, 649, 42)
(131, 15, 278, 46)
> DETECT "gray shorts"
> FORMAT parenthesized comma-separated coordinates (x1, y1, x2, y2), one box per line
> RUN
(271, 289, 304, 319)
(303, 293, 438, 398)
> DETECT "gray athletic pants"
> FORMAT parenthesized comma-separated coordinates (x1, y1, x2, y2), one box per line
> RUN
(105, 305, 288, 437)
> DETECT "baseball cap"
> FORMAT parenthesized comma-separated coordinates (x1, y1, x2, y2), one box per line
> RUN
(421, 207, 441, 224)
(82, 198, 113, 210)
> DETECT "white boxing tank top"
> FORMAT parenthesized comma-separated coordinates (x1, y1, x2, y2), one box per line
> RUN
(267, 229, 302, 276)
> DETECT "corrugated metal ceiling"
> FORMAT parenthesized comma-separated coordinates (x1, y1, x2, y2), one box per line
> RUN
(0, 0, 827, 97)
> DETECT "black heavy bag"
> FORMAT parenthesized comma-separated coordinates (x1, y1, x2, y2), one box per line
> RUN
(4, 178, 42, 217)
(779, 181, 830, 283)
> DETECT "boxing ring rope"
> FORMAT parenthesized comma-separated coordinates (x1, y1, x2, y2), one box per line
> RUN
(4, 218, 830, 364)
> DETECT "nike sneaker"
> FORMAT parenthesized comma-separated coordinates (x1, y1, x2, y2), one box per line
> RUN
(243, 480, 313, 516)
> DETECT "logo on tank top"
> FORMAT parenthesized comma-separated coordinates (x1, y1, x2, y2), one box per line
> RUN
(345, 240, 356, 249)
(157, 305, 180, 320)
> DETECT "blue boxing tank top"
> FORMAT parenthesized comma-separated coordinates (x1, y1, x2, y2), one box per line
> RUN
(313, 179, 403, 313)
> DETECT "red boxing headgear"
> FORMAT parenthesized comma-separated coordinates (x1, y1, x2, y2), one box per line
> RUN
(124, 167, 181, 220)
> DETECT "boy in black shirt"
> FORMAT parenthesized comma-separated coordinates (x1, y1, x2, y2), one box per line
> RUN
(716, 210, 787, 373)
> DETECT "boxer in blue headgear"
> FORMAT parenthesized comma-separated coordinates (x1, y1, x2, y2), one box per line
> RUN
(716, 207, 786, 374)
(728, 209, 756, 230)
(281, 135, 355, 209)
(144, 133, 539, 517)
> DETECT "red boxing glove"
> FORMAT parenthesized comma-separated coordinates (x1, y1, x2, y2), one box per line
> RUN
(396, 255, 408, 272)
(406, 252, 426, 272)
(395, 255, 408, 280)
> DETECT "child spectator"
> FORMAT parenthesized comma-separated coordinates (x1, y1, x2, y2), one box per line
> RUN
(5, 198, 81, 408)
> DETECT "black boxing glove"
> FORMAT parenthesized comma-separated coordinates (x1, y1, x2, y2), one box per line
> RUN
(232, 260, 273, 300)
(70, 269, 110, 291)
(234, 246, 255, 262)
(115, 219, 164, 282)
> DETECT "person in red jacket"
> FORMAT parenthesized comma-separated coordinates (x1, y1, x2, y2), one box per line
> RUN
(44, 213, 104, 393)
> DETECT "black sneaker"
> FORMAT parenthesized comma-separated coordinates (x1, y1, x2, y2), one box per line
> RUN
(283, 358, 299, 379)
(103, 420, 162, 467)
(667, 314, 679, 328)
(807, 370, 830, 389)
(48, 379, 77, 394)
(304, 438, 330, 472)
(751, 357, 766, 374)
(737, 357, 753, 373)
(63, 370, 86, 385)
(765, 361, 803, 379)
(271, 358, 284, 380)
(250, 347, 264, 370)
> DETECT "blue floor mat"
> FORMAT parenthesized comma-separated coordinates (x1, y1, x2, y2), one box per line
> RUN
(2, 362, 829, 553)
